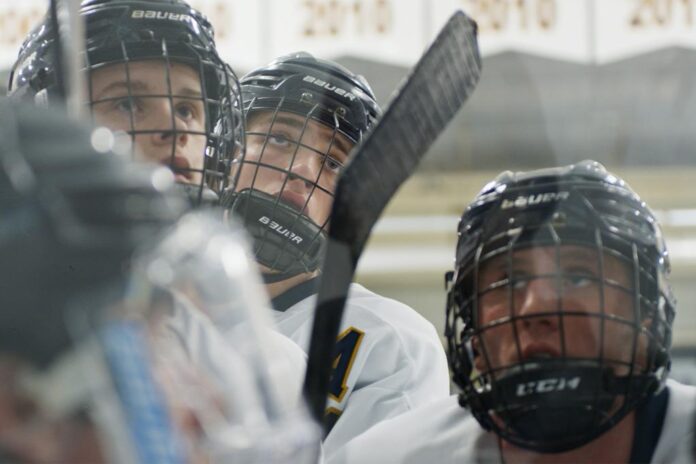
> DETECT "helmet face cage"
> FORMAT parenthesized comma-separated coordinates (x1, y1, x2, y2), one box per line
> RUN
(9, 0, 244, 206)
(444, 161, 675, 453)
(222, 53, 381, 281)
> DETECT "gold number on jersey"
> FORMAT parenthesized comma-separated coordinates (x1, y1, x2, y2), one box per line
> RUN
(327, 327, 365, 402)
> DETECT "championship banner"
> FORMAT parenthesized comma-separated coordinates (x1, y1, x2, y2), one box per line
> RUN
(595, 0, 696, 63)
(263, 0, 427, 66)
(0, 2, 45, 71)
(431, 0, 592, 62)
(193, 0, 263, 71)
(2, 0, 696, 71)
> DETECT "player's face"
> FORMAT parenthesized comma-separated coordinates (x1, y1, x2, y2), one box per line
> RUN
(90, 60, 208, 185)
(474, 245, 647, 376)
(234, 111, 353, 227)
(0, 355, 105, 464)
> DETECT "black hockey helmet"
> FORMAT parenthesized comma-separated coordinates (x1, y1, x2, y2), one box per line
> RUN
(222, 52, 382, 283)
(445, 160, 675, 452)
(8, 0, 243, 204)
(0, 97, 185, 368)
(240, 51, 381, 144)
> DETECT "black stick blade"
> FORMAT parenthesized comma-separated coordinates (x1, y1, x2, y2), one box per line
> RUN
(304, 10, 482, 428)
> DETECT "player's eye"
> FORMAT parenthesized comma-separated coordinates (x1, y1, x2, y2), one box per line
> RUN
(267, 132, 294, 149)
(324, 156, 344, 173)
(175, 103, 197, 120)
(114, 98, 141, 114)
(561, 269, 596, 289)
(510, 276, 529, 290)
(176, 100, 205, 121)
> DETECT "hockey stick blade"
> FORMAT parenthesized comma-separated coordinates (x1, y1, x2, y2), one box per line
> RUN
(303, 10, 481, 428)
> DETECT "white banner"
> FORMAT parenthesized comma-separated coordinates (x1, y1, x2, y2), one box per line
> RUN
(431, 0, 592, 62)
(263, 0, 427, 67)
(595, 0, 696, 63)
(3, 0, 696, 72)
(0, 1, 45, 72)
(193, 0, 264, 71)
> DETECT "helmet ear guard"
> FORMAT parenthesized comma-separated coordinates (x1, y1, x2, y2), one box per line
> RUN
(445, 160, 675, 452)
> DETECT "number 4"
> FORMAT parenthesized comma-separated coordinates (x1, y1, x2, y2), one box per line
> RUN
(327, 327, 365, 402)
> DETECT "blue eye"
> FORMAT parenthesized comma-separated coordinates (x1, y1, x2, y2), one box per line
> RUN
(267, 133, 293, 148)
(561, 267, 597, 289)
(563, 274, 593, 288)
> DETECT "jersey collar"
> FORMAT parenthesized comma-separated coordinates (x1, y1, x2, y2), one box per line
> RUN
(271, 276, 320, 312)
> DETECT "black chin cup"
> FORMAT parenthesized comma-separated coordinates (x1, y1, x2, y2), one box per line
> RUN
(222, 189, 326, 281)
(475, 361, 658, 453)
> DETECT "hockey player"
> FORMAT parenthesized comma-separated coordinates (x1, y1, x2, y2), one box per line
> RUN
(327, 160, 695, 464)
(8, 0, 243, 205)
(222, 52, 451, 456)
(0, 97, 321, 463)
(9, 0, 311, 416)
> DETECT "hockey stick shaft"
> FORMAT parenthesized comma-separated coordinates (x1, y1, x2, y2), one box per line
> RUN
(50, 0, 87, 120)
(303, 10, 482, 428)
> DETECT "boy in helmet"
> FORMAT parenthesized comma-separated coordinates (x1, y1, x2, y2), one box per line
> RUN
(9, 0, 312, 418)
(222, 52, 450, 456)
(9, 0, 243, 206)
(327, 160, 695, 464)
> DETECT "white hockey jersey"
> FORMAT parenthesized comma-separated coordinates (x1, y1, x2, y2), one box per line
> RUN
(161, 293, 308, 414)
(272, 279, 451, 458)
(328, 379, 696, 464)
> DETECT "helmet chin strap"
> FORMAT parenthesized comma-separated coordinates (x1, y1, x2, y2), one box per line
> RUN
(261, 269, 310, 284)
(221, 188, 327, 281)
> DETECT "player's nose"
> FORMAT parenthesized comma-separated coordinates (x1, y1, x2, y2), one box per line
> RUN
(148, 99, 190, 149)
(516, 277, 560, 331)
(286, 148, 323, 190)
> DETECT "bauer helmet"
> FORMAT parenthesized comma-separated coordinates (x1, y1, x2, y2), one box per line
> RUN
(222, 52, 381, 282)
(8, 0, 243, 205)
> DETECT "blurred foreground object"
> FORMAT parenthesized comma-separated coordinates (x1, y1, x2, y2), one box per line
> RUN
(0, 97, 320, 463)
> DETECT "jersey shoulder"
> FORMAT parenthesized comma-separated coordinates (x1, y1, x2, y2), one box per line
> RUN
(277, 282, 441, 343)
(652, 379, 696, 463)
(341, 283, 440, 336)
(327, 395, 498, 464)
